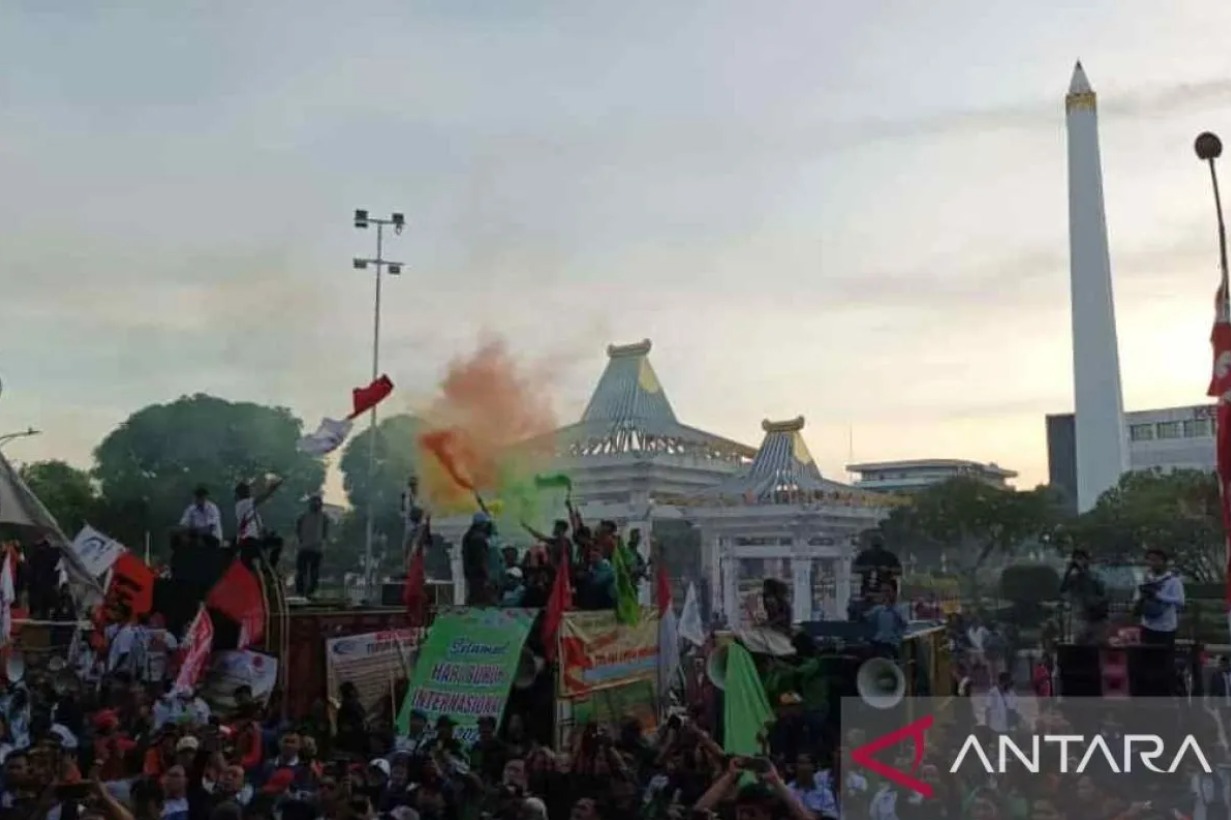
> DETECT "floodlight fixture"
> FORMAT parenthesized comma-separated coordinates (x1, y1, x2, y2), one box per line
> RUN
(353, 258, 368, 270)
(354, 209, 369, 229)
(388, 263, 402, 275)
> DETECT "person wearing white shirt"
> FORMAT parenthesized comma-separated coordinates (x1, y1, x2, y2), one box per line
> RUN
(179, 486, 223, 543)
(1137, 548, 1185, 646)
(105, 622, 137, 674)
(234, 476, 284, 544)
(787, 755, 839, 819)
(985, 672, 1019, 734)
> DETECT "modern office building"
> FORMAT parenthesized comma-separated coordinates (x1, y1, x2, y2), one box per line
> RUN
(1046, 403, 1215, 511)
(846, 459, 1018, 494)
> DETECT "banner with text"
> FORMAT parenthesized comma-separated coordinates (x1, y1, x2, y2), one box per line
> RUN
(326, 628, 421, 715)
(558, 607, 659, 697)
(395, 608, 536, 743)
(200, 650, 278, 710)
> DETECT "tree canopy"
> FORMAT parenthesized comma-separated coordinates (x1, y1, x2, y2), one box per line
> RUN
(880, 477, 1061, 576)
(17, 460, 98, 536)
(92, 394, 325, 550)
(1060, 469, 1223, 581)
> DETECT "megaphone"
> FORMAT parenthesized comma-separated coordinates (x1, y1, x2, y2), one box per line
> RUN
(705, 643, 731, 690)
(514, 648, 544, 689)
(4, 651, 24, 685)
(856, 657, 905, 709)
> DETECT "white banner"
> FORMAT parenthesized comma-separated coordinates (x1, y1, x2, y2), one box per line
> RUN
(70, 525, 127, 578)
(174, 607, 214, 695)
(199, 650, 277, 710)
(325, 628, 420, 715)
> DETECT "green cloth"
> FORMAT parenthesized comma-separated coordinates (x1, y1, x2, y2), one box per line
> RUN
(722, 643, 774, 757)
(533, 473, 573, 492)
(611, 538, 641, 625)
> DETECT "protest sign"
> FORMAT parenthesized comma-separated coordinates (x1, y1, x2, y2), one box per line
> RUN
(200, 650, 278, 710)
(326, 628, 420, 715)
(71, 525, 126, 578)
(104, 553, 154, 622)
(558, 607, 659, 697)
(395, 608, 536, 743)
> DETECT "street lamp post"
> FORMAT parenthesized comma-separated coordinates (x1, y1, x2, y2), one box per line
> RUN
(0, 428, 40, 451)
(353, 209, 406, 603)
(1196, 134, 1229, 298)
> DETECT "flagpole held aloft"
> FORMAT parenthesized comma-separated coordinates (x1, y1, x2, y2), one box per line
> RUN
(1195, 131, 1231, 644)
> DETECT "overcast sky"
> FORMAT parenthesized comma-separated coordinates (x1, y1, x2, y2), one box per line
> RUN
(3, 1, 1231, 494)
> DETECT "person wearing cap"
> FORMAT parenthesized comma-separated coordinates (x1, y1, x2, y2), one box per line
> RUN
(500, 567, 526, 607)
(1137, 547, 1185, 646)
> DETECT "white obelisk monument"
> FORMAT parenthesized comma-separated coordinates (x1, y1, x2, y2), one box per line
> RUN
(1066, 61, 1128, 512)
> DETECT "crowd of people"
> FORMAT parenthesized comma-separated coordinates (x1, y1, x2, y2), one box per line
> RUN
(0, 469, 1214, 820)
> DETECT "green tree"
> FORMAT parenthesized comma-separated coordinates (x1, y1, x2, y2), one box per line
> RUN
(1062, 469, 1223, 581)
(17, 460, 98, 535)
(92, 394, 325, 553)
(339, 414, 424, 572)
(880, 477, 1060, 590)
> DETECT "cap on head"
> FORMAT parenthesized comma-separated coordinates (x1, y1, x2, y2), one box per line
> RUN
(194, 486, 209, 498)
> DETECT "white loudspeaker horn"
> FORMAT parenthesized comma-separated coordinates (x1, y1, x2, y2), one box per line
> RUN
(514, 648, 544, 689)
(705, 644, 731, 691)
(4, 651, 24, 685)
(856, 657, 905, 709)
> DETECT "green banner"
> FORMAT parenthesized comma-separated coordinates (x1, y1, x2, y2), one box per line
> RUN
(395, 608, 537, 742)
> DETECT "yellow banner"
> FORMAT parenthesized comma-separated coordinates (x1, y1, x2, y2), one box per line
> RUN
(558, 608, 659, 697)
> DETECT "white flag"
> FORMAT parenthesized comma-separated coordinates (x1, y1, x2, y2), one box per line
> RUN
(659, 599, 680, 696)
(70, 525, 128, 577)
(679, 582, 705, 646)
(298, 417, 354, 456)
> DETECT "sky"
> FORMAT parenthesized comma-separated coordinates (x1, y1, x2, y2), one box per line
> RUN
(2, 1, 1231, 496)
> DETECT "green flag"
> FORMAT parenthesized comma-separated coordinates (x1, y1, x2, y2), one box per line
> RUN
(533, 472, 572, 492)
(611, 539, 641, 625)
(722, 643, 774, 757)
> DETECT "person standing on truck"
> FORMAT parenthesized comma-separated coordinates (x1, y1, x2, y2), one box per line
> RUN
(463, 512, 495, 605)
(295, 496, 330, 597)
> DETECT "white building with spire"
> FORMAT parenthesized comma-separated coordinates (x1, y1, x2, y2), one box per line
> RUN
(433, 341, 891, 621)
(1066, 61, 1129, 512)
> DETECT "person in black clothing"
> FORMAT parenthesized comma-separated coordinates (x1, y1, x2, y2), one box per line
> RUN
(851, 531, 902, 618)
(24, 538, 59, 620)
(1058, 548, 1108, 644)
(462, 513, 495, 606)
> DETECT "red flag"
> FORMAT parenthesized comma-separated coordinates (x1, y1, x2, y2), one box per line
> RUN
(541, 547, 572, 662)
(656, 559, 672, 616)
(350, 374, 394, 419)
(1209, 277, 1231, 631)
(403, 546, 427, 627)
(174, 605, 214, 694)
(206, 561, 266, 649)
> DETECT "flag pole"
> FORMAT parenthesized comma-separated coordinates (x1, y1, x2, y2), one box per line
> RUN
(1195, 132, 1231, 643)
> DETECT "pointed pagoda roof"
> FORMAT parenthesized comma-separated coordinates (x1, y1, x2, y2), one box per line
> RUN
(695, 416, 857, 502)
(548, 339, 754, 459)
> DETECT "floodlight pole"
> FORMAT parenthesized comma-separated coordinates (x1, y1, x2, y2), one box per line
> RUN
(353, 210, 406, 603)
(0, 428, 40, 451)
